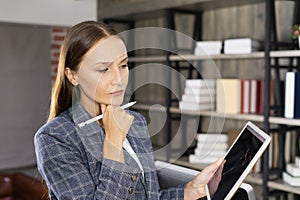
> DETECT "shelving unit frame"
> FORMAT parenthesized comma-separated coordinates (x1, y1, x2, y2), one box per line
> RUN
(100, 0, 300, 199)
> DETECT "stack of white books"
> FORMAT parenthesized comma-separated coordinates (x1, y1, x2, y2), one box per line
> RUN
(189, 133, 228, 164)
(283, 157, 300, 186)
(179, 79, 216, 111)
(194, 41, 222, 55)
(224, 38, 260, 54)
(216, 79, 241, 114)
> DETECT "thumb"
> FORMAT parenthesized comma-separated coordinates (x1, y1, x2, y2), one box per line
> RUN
(204, 158, 224, 177)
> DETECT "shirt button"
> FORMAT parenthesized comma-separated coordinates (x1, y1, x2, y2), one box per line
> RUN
(128, 187, 134, 194)
(131, 175, 137, 182)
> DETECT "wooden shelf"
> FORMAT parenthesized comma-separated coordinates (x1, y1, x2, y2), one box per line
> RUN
(246, 174, 300, 195)
(132, 103, 300, 126)
(269, 117, 300, 126)
(98, 0, 264, 20)
(128, 50, 300, 63)
(270, 50, 300, 58)
(129, 55, 166, 63)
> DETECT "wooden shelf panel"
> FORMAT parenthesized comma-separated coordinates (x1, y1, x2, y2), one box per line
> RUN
(129, 56, 166, 63)
(246, 174, 300, 195)
(269, 117, 300, 126)
(170, 52, 265, 61)
(132, 104, 300, 126)
(270, 50, 300, 58)
(98, 0, 264, 20)
(128, 50, 300, 63)
(268, 179, 300, 195)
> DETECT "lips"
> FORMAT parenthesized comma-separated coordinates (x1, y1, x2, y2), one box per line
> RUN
(110, 90, 124, 96)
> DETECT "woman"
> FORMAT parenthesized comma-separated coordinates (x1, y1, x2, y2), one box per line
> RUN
(34, 21, 224, 200)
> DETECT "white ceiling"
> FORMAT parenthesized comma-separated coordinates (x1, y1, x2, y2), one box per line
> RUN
(0, 0, 97, 27)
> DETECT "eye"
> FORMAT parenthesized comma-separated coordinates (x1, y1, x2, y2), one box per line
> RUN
(120, 64, 128, 69)
(97, 68, 109, 73)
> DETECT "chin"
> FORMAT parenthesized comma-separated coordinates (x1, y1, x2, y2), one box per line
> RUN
(107, 98, 124, 106)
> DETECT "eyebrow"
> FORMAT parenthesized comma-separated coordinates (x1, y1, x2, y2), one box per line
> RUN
(94, 57, 128, 67)
(119, 57, 128, 63)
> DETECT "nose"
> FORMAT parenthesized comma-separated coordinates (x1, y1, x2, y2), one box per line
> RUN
(111, 68, 122, 85)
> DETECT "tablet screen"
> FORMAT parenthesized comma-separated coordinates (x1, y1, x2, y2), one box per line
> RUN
(211, 125, 264, 200)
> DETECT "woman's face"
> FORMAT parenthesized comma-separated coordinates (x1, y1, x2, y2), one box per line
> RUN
(76, 36, 129, 110)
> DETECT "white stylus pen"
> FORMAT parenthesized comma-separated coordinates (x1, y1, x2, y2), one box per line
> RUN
(78, 101, 136, 128)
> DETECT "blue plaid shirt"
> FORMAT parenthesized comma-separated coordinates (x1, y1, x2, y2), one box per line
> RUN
(34, 103, 185, 199)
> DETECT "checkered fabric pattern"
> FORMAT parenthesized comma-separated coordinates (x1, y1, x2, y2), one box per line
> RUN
(34, 103, 185, 199)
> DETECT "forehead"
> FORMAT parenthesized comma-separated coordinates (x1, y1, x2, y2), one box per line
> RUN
(81, 36, 127, 66)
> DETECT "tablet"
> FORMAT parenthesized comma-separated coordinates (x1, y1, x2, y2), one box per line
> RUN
(207, 121, 271, 200)
(155, 160, 256, 200)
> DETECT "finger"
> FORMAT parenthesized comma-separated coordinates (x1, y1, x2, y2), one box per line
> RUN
(213, 158, 224, 167)
(215, 160, 226, 174)
(207, 158, 224, 173)
(199, 158, 224, 183)
(129, 114, 134, 123)
(219, 160, 226, 171)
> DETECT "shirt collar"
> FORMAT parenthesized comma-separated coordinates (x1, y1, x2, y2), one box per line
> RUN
(70, 102, 105, 161)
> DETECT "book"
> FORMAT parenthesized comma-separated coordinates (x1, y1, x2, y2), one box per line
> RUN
(197, 142, 228, 151)
(179, 101, 214, 111)
(224, 38, 260, 54)
(254, 80, 261, 114)
(194, 41, 222, 55)
(240, 79, 261, 114)
(284, 72, 300, 118)
(259, 80, 274, 114)
(216, 79, 241, 114)
(271, 133, 278, 168)
(181, 94, 215, 104)
(286, 163, 300, 177)
(189, 154, 221, 164)
(184, 87, 216, 96)
(194, 148, 227, 157)
(186, 79, 215, 88)
(285, 72, 296, 118)
(296, 157, 300, 167)
(250, 80, 258, 113)
(241, 80, 250, 114)
(283, 172, 300, 187)
(196, 133, 228, 143)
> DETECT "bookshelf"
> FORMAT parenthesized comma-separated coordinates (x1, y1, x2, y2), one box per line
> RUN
(129, 50, 300, 62)
(101, 0, 300, 199)
(130, 48, 300, 198)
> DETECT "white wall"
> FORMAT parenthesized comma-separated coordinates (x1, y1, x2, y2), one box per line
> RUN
(0, 23, 51, 170)
(0, 0, 97, 26)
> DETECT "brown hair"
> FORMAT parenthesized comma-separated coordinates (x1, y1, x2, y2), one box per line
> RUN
(48, 21, 117, 121)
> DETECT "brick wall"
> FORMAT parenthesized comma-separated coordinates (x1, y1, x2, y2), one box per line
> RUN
(50, 27, 68, 85)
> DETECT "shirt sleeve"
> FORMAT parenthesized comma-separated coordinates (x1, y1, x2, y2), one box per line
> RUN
(34, 130, 141, 200)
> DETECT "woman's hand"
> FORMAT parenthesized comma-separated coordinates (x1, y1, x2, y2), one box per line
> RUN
(184, 158, 225, 200)
(101, 104, 134, 163)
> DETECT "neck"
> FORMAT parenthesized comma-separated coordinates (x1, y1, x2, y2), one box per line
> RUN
(79, 93, 101, 118)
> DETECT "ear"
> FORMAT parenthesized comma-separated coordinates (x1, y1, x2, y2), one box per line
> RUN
(64, 67, 78, 86)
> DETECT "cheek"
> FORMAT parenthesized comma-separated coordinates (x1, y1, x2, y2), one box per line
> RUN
(78, 72, 103, 96)
(95, 76, 111, 96)
(122, 70, 129, 85)
(95, 81, 107, 95)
